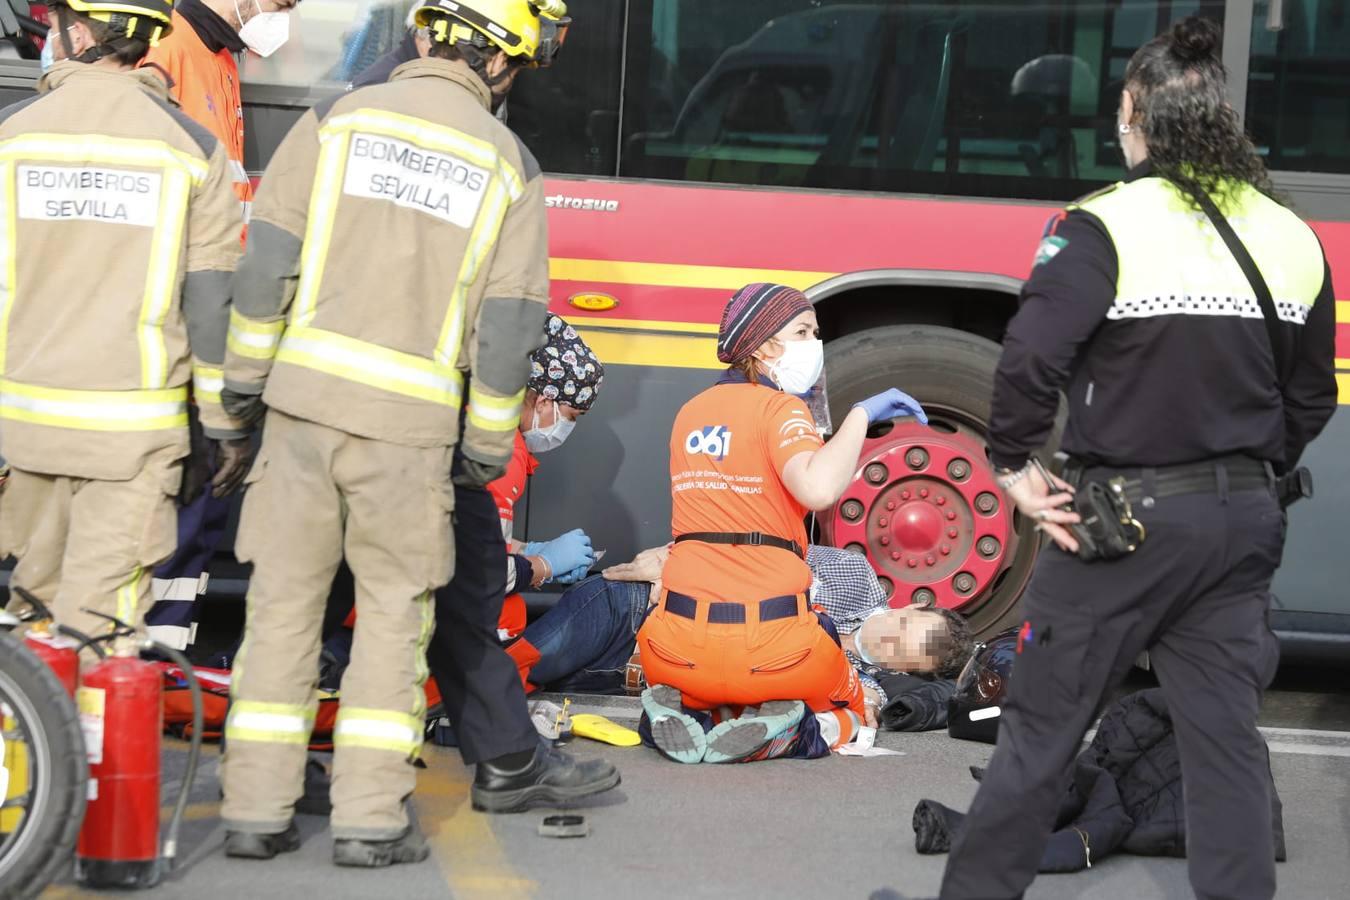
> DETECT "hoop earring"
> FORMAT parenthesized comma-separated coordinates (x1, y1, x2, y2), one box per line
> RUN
(1118, 123, 1132, 135)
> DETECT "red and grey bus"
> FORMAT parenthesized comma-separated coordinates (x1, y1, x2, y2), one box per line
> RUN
(1, 0, 1344, 651)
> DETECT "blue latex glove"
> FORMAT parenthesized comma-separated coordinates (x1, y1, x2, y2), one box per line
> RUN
(853, 388, 928, 425)
(526, 528, 594, 583)
(556, 563, 592, 585)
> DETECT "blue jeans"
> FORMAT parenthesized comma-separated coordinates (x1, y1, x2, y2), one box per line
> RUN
(519, 575, 652, 694)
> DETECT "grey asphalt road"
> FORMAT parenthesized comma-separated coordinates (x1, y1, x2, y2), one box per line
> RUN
(38, 688, 1350, 900)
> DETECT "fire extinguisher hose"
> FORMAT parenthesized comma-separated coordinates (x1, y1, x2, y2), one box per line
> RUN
(147, 640, 203, 870)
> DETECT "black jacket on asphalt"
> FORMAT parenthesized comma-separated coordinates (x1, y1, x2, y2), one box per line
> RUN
(914, 689, 1287, 872)
(988, 163, 1337, 472)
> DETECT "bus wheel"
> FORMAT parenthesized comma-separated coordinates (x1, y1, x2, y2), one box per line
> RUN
(821, 324, 1057, 638)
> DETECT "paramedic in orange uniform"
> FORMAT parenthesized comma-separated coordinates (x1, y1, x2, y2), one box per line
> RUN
(637, 283, 929, 764)
(142, 0, 299, 228)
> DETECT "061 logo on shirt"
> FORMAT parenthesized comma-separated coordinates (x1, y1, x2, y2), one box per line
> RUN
(685, 425, 733, 460)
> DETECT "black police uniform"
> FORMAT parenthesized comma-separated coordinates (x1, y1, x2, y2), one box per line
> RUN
(939, 163, 1338, 900)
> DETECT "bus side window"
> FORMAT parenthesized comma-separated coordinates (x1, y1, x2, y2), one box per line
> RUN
(1246, 0, 1350, 174)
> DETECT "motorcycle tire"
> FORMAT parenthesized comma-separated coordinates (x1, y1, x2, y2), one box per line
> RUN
(0, 630, 87, 900)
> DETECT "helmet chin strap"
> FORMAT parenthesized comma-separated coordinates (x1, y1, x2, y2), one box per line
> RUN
(54, 6, 78, 61)
(54, 6, 117, 64)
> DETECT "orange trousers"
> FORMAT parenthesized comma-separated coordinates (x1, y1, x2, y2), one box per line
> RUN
(636, 591, 865, 716)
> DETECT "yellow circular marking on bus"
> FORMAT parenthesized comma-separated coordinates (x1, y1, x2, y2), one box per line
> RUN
(568, 292, 619, 312)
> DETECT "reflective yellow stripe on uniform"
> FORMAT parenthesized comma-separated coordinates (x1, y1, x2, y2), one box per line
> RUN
(192, 364, 224, 404)
(139, 167, 192, 388)
(0, 380, 188, 431)
(412, 590, 433, 720)
(467, 387, 525, 432)
(116, 566, 144, 627)
(226, 700, 316, 746)
(435, 180, 512, 368)
(227, 308, 284, 360)
(275, 325, 463, 406)
(333, 708, 424, 755)
(291, 127, 351, 328)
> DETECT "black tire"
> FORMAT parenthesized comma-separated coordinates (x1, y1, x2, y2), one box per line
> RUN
(0, 630, 87, 900)
(824, 324, 1060, 638)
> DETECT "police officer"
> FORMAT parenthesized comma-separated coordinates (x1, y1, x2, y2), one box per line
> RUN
(878, 17, 1337, 900)
(217, 0, 565, 867)
(0, 0, 249, 639)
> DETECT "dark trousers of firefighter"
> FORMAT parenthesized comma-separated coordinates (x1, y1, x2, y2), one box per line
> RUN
(940, 481, 1283, 900)
(426, 463, 538, 764)
(220, 410, 454, 840)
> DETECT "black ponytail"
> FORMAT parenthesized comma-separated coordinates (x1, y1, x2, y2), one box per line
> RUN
(1124, 16, 1276, 212)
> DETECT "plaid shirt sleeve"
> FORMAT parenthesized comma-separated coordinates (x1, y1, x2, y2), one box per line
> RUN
(807, 544, 891, 704)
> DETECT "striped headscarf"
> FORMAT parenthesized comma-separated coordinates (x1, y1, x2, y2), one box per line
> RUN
(716, 283, 813, 364)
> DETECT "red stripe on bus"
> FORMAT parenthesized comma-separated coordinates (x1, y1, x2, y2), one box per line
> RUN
(544, 178, 1049, 278)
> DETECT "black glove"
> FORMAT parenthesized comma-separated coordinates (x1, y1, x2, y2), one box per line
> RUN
(210, 438, 256, 497)
(452, 457, 506, 489)
(221, 387, 267, 428)
(178, 407, 212, 504)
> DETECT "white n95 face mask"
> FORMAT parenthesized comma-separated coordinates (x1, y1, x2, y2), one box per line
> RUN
(768, 338, 825, 396)
(237, 1, 290, 57)
(523, 401, 575, 454)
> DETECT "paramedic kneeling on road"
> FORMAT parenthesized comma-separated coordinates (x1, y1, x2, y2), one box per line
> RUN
(637, 282, 927, 764)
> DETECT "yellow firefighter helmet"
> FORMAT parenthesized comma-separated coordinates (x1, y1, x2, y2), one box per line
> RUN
(51, 0, 175, 43)
(413, 0, 570, 68)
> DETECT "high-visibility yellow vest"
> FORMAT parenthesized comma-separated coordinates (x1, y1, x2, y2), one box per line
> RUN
(1072, 177, 1324, 326)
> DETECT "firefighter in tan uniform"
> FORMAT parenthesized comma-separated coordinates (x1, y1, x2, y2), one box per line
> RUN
(218, 0, 565, 867)
(0, 0, 249, 640)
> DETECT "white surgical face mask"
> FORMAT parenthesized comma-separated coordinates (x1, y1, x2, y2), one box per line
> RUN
(523, 401, 575, 454)
(767, 338, 824, 396)
(236, 0, 290, 58)
(40, 39, 54, 72)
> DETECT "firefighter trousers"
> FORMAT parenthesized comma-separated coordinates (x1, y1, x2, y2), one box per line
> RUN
(220, 410, 455, 840)
(940, 482, 1284, 900)
(0, 448, 180, 638)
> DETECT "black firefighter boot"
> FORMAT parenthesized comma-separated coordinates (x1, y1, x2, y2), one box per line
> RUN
(224, 823, 301, 860)
(471, 739, 621, 813)
(332, 824, 431, 868)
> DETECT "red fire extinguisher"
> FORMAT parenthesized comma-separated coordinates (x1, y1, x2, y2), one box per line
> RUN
(74, 645, 166, 888)
(72, 612, 204, 890)
(11, 587, 82, 697)
(22, 625, 80, 697)
(9, 591, 204, 891)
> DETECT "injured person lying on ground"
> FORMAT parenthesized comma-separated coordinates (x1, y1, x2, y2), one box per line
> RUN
(499, 543, 973, 724)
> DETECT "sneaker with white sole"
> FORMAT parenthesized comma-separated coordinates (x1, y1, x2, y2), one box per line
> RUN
(641, 685, 707, 764)
(703, 700, 806, 764)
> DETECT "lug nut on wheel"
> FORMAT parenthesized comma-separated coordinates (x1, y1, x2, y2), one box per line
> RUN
(975, 492, 998, 514)
(865, 463, 889, 485)
(977, 537, 1000, 558)
(948, 459, 971, 480)
(841, 499, 864, 522)
(906, 449, 929, 470)
(953, 572, 977, 594)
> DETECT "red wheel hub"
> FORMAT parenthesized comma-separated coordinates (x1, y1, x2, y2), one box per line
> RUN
(826, 424, 1014, 611)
